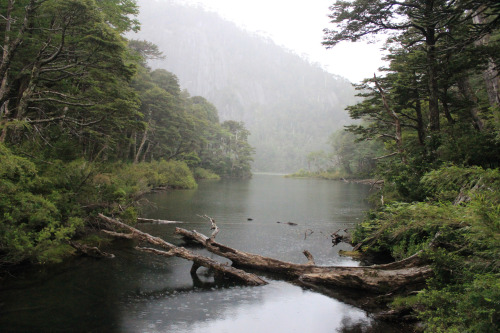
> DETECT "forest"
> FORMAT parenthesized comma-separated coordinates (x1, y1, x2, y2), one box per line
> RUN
(0, 0, 253, 265)
(304, 0, 499, 331)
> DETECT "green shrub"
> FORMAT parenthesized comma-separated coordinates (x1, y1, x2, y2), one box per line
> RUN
(193, 167, 220, 180)
(354, 165, 500, 332)
(115, 159, 197, 190)
(285, 169, 351, 180)
(154, 159, 197, 189)
(421, 165, 500, 203)
(0, 145, 87, 264)
(416, 274, 500, 333)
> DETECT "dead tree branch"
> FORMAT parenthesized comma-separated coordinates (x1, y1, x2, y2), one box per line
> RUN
(97, 214, 267, 286)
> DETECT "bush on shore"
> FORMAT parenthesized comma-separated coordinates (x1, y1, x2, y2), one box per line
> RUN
(353, 166, 500, 332)
(0, 144, 198, 265)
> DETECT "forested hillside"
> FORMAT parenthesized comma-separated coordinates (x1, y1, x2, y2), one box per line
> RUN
(0, 0, 253, 265)
(132, 0, 356, 172)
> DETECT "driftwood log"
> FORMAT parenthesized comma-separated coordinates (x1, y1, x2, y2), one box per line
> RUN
(137, 217, 182, 224)
(175, 227, 432, 293)
(97, 214, 267, 286)
(96, 213, 433, 294)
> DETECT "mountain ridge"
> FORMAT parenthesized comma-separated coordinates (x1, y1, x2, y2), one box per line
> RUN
(132, 0, 357, 172)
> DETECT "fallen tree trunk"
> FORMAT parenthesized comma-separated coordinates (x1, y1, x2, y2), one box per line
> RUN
(97, 214, 267, 286)
(137, 217, 182, 224)
(175, 227, 432, 293)
(299, 265, 432, 293)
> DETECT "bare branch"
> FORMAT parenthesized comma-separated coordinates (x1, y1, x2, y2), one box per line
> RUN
(27, 115, 105, 127)
(302, 250, 315, 266)
(373, 74, 406, 164)
(28, 97, 94, 107)
(40, 63, 80, 73)
(40, 17, 71, 66)
(37, 90, 88, 101)
(372, 152, 398, 160)
(135, 247, 175, 257)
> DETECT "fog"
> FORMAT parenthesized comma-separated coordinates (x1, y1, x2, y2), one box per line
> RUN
(132, 0, 361, 172)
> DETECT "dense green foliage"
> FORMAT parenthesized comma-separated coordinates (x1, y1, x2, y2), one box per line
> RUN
(0, 140, 201, 264)
(0, 0, 253, 265)
(324, 0, 500, 331)
(352, 166, 500, 332)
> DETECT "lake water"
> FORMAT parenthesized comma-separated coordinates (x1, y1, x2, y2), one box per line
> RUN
(0, 174, 404, 332)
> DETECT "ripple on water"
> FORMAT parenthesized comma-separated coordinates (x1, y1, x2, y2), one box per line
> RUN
(0, 176, 403, 333)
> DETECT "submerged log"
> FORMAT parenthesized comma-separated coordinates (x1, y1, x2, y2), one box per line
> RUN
(175, 227, 432, 293)
(69, 241, 115, 259)
(331, 229, 345, 246)
(98, 214, 267, 286)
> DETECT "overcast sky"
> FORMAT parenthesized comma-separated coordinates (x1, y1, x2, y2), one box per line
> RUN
(180, 0, 386, 83)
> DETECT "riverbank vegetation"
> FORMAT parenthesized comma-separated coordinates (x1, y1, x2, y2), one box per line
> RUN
(321, 0, 500, 331)
(0, 0, 253, 266)
(286, 128, 384, 180)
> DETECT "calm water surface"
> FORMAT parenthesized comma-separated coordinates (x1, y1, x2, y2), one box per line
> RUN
(0, 174, 403, 332)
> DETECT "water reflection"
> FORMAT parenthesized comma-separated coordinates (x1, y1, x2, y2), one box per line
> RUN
(120, 281, 371, 333)
(143, 175, 371, 265)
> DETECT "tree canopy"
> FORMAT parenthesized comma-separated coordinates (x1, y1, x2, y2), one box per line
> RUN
(324, 0, 500, 181)
(324, 1, 500, 330)
(0, 0, 254, 265)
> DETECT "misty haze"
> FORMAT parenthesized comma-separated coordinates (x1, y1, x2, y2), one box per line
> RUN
(132, 0, 357, 172)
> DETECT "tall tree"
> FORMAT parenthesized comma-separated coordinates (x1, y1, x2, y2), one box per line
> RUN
(324, 0, 500, 137)
(0, 0, 140, 157)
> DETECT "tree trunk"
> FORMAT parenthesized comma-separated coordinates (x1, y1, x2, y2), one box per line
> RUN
(97, 214, 267, 286)
(134, 109, 152, 164)
(457, 76, 484, 131)
(441, 87, 455, 126)
(427, 38, 440, 133)
(423, 0, 440, 134)
(373, 74, 406, 164)
(0, 1, 37, 101)
(69, 241, 115, 259)
(97, 214, 434, 294)
(412, 71, 426, 145)
(131, 131, 137, 161)
(175, 227, 432, 293)
(483, 61, 500, 107)
(473, 6, 500, 108)
(16, 60, 41, 121)
(142, 141, 151, 162)
(136, 217, 182, 224)
(134, 125, 149, 164)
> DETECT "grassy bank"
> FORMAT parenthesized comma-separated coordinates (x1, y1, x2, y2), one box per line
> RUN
(285, 169, 362, 180)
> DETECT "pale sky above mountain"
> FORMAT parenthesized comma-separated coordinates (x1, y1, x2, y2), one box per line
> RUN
(178, 0, 386, 82)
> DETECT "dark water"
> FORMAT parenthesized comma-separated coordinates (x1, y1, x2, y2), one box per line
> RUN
(0, 174, 404, 332)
